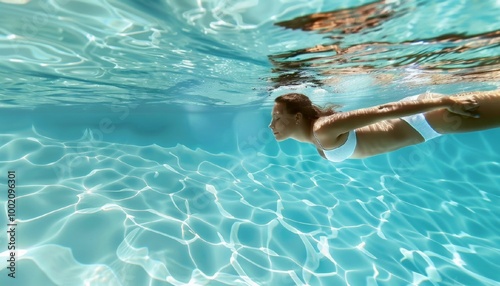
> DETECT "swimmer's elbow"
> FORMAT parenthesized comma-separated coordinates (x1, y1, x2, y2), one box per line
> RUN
(377, 103, 397, 114)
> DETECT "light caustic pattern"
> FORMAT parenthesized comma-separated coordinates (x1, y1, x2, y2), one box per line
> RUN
(0, 128, 499, 286)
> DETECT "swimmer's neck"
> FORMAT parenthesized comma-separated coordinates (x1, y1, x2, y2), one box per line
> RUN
(292, 120, 316, 144)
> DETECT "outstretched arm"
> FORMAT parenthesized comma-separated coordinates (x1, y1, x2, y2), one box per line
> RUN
(314, 95, 479, 140)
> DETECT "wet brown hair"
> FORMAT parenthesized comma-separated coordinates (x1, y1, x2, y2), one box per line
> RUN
(274, 93, 338, 120)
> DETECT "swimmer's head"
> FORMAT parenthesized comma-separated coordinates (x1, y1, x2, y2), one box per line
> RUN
(269, 93, 336, 141)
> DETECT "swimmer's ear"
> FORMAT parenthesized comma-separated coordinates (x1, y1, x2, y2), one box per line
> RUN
(295, 112, 303, 121)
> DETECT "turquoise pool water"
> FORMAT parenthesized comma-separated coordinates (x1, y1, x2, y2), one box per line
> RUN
(1, 0, 499, 285)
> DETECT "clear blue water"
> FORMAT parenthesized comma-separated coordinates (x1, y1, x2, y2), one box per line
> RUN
(1, 0, 500, 285)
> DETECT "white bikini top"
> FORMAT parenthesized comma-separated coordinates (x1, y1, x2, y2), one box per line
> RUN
(313, 130, 357, 162)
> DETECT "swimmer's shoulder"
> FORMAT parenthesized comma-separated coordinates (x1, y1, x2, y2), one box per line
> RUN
(313, 117, 349, 150)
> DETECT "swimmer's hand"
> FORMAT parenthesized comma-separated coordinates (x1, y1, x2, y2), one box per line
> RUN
(446, 96, 480, 118)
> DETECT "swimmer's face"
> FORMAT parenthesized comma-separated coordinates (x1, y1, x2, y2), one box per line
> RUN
(269, 102, 297, 141)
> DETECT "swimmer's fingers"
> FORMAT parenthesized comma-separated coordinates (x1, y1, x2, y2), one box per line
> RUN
(464, 96, 480, 117)
(448, 96, 480, 118)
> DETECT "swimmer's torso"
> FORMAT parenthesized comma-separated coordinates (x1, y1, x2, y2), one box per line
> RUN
(350, 118, 426, 158)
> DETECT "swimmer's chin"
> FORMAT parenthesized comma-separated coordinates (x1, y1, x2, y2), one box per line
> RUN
(273, 132, 289, 142)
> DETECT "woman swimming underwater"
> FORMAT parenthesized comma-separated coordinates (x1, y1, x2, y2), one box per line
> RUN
(269, 90, 500, 162)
